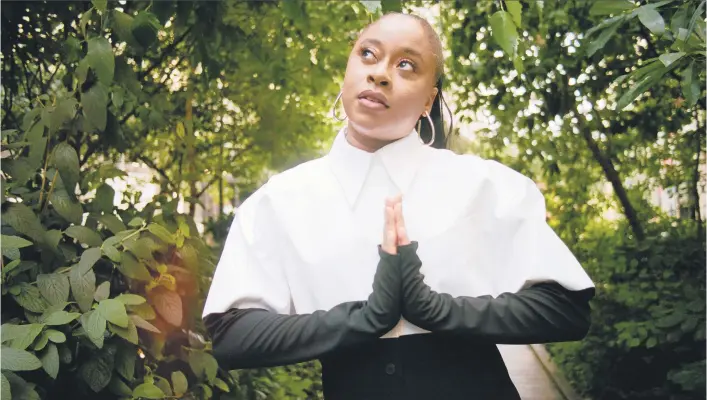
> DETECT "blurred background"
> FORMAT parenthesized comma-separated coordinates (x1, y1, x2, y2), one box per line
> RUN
(1, 0, 705, 399)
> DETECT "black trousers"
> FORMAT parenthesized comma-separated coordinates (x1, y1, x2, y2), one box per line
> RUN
(320, 333, 521, 399)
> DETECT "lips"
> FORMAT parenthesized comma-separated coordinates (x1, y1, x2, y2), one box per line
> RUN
(357, 90, 389, 108)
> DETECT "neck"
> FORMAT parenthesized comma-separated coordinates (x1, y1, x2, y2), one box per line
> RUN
(344, 122, 397, 153)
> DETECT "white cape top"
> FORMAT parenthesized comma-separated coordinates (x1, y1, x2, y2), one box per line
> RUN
(202, 127, 595, 337)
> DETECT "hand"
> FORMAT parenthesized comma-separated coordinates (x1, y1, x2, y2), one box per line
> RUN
(382, 195, 401, 255)
(393, 197, 410, 247)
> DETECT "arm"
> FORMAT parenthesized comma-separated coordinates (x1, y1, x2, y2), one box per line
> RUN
(203, 247, 402, 369)
(398, 242, 594, 344)
(202, 195, 404, 370)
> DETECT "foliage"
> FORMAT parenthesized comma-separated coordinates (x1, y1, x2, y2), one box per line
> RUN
(447, 0, 705, 398)
(548, 219, 705, 399)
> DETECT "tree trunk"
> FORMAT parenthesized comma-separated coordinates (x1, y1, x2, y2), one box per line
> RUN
(578, 113, 646, 242)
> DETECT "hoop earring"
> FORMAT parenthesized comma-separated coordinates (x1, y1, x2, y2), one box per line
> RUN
(331, 92, 347, 121)
(418, 111, 435, 146)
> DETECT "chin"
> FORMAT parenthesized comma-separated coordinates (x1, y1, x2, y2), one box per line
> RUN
(348, 118, 399, 141)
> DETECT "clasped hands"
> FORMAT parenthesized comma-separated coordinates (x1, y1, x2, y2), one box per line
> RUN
(378, 195, 433, 332)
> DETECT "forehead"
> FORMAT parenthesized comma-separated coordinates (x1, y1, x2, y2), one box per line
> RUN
(359, 14, 430, 50)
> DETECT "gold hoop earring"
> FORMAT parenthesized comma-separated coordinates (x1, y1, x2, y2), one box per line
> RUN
(418, 111, 435, 146)
(331, 92, 347, 121)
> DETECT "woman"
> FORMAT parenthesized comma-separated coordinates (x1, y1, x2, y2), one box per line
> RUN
(202, 12, 595, 399)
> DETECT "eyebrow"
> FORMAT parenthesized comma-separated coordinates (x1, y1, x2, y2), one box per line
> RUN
(360, 38, 424, 61)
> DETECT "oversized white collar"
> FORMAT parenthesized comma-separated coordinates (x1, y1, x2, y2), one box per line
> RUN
(327, 126, 428, 207)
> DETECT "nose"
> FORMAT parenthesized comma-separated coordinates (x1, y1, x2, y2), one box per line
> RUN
(367, 65, 390, 87)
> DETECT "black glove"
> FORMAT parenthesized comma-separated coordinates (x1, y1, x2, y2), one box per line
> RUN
(203, 246, 402, 369)
(398, 242, 594, 344)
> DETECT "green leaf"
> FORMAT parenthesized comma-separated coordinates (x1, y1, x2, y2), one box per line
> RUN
(91, 0, 107, 13)
(3, 324, 44, 350)
(53, 142, 80, 197)
(50, 187, 83, 225)
(37, 273, 71, 305)
(671, 6, 689, 34)
(150, 287, 182, 327)
(115, 293, 146, 305)
(589, 0, 634, 16)
(87, 37, 114, 84)
(681, 60, 700, 106)
(130, 12, 161, 48)
(103, 244, 121, 262)
(76, 58, 90, 87)
(78, 248, 101, 276)
(97, 214, 126, 234)
(586, 19, 622, 57)
(188, 350, 218, 383)
(117, 253, 152, 281)
(3, 203, 47, 245)
(40, 343, 60, 379)
(637, 6, 666, 35)
(33, 331, 50, 351)
(5, 158, 36, 185)
(646, 336, 658, 348)
(94, 183, 115, 213)
(130, 314, 160, 333)
(70, 263, 96, 313)
(616, 66, 667, 110)
(46, 329, 66, 343)
(656, 312, 685, 328)
(659, 51, 685, 67)
(79, 348, 114, 392)
(1, 346, 43, 371)
(154, 375, 173, 396)
(506, 1, 522, 27)
(2, 235, 33, 250)
(108, 375, 132, 396)
(108, 319, 138, 344)
(79, 9, 93, 38)
(58, 344, 72, 364)
(43, 310, 81, 326)
(214, 378, 229, 392)
(1, 373, 11, 400)
(82, 82, 109, 131)
(97, 299, 128, 328)
(64, 226, 103, 247)
(133, 383, 165, 399)
(490, 11, 518, 57)
(12, 283, 48, 313)
(49, 98, 78, 133)
(115, 342, 135, 381)
(147, 223, 174, 244)
(380, 0, 402, 13)
(111, 10, 137, 45)
(359, 0, 381, 13)
(124, 237, 154, 261)
(95, 281, 110, 302)
(80, 310, 106, 349)
(127, 216, 144, 227)
(172, 371, 188, 395)
(128, 302, 156, 320)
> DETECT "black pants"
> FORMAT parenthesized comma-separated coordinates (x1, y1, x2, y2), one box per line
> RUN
(320, 333, 521, 399)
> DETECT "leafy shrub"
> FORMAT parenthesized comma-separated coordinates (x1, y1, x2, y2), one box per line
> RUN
(548, 219, 706, 399)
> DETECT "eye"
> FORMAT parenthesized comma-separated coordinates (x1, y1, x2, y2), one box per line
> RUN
(398, 59, 416, 71)
(361, 48, 375, 59)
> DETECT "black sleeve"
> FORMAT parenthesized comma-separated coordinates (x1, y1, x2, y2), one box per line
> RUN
(202, 247, 402, 370)
(398, 242, 595, 344)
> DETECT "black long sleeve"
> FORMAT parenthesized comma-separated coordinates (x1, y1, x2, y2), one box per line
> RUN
(203, 247, 402, 370)
(398, 242, 595, 344)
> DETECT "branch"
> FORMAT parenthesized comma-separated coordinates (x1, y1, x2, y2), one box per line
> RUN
(194, 142, 255, 198)
(581, 110, 645, 241)
(137, 154, 176, 191)
(137, 26, 192, 82)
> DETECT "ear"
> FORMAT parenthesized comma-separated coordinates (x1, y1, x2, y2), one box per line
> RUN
(423, 86, 439, 116)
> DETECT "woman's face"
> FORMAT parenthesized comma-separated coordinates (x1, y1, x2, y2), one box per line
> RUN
(341, 14, 439, 143)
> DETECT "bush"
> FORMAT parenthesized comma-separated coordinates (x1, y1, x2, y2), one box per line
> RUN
(548, 219, 706, 399)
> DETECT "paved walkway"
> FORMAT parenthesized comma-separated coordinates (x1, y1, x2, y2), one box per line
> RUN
(498, 345, 566, 400)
